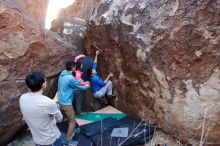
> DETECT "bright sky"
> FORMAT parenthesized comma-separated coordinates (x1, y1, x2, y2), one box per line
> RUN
(45, 0, 75, 29)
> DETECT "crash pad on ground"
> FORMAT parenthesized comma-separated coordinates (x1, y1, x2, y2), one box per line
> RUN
(90, 116, 156, 146)
(76, 106, 126, 126)
(80, 117, 119, 137)
(57, 106, 155, 146)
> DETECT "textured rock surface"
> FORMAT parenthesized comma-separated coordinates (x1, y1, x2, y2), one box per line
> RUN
(86, 0, 220, 144)
(58, 0, 100, 20)
(145, 131, 178, 146)
(0, 0, 82, 145)
(51, 17, 86, 50)
(16, 0, 48, 25)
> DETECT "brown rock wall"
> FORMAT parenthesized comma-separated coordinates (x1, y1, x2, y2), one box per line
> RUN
(0, 0, 83, 144)
(16, 0, 48, 25)
(85, 0, 220, 144)
(58, 0, 100, 20)
(51, 17, 86, 50)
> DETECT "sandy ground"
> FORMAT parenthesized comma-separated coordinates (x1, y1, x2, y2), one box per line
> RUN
(144, 131, 180, 146)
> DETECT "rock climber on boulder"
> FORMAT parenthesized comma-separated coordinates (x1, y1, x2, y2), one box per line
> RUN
(87, 50, 115, 104)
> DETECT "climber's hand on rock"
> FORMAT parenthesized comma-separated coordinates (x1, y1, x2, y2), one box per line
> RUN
(96, 50, 100, 55)
(108, 73, 113, 78)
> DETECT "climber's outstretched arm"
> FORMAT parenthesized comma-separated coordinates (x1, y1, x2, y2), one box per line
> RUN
(94, 50, 100, 63)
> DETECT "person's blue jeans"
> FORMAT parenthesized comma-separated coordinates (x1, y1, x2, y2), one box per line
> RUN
(36, 135, 62, 146)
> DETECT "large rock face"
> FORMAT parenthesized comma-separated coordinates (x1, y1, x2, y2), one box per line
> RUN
(0, 0, 82, 145)
(16, 0, 49, 25)
(86, 0, 220, 144)
(58, 0, 100, 20)
(51, 17, 86, 50)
